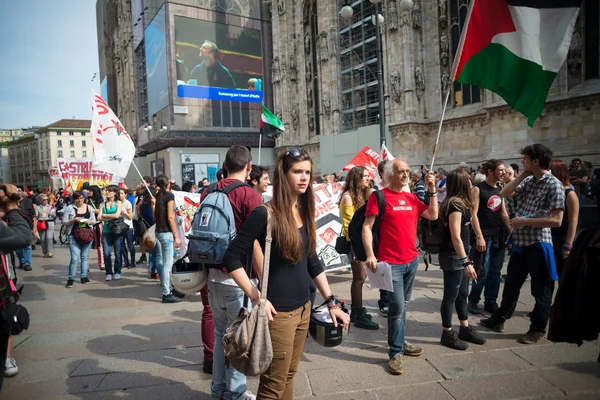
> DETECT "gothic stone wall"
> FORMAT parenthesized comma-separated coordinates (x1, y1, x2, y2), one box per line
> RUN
(390, 94, 600, 171)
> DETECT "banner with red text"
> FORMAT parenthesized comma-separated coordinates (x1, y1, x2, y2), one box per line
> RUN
(56, 158, 118, 189)
(172, 190, 202, 261)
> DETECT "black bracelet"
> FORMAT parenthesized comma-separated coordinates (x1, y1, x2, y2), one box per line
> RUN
(429, 192, 438, 196)
(461, 261, 473, 268)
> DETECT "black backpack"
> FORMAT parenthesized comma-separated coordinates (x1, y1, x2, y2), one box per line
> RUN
(419, 217, 443, 255)
(348, 190, 385, 262)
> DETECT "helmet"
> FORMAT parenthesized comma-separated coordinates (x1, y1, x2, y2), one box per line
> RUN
(170, 259, 208, 294)
(309, 302, 349, 348)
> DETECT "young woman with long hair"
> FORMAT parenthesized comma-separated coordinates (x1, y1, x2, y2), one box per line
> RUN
(136, 188, 156, 277)
(119, 188, 136, 269)
(339, 166, 378, 329)
(549, 159, 579, 276)
(97, 185, 123, 281)
(153, 175, 182, 303)
(86, 185, 105, 270)
(36, 194, 56, 258)
(223, 148, 350, 400)
(438, 170, 486, 350)
(63, 191, 96, 288)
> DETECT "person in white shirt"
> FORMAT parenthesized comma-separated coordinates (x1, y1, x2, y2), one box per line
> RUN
(119, 188, 136, 269)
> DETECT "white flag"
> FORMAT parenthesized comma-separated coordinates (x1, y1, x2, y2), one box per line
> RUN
(90, 89, 135, 178)
(381, 142, 395, 161)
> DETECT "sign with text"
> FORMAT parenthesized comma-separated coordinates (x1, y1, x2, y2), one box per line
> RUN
(56, 158, 117, 189)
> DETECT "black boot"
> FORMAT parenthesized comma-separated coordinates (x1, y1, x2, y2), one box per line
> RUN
(458, 325, 487, 345)
(441, 330, 469, 350)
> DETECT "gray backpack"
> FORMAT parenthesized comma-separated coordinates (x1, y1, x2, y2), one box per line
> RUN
(188, 182, 247, 265)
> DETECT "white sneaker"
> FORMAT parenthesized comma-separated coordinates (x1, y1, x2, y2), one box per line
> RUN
(105, 274, 113, 281)
(242, 391, 256, 400)
(114, 273, 121, 280)
(5, 357, 18, 377)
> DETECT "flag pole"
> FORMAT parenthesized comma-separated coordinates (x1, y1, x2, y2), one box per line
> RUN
(131, 161, 154, 199)
(429, 0, 475, 172)
(258, 133, 262, 165)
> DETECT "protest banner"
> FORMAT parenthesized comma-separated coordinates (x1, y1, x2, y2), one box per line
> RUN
(341, 146, 380, 179)
(56, 158, 118, 189)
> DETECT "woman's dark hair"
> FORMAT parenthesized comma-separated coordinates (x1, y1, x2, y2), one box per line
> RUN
(520, 143, 552, 170)
(271, 149, 316, 263)
(106, 185, 119, 194)
(216, 169, 224, 181)
(171, 184, 181, 191)
(154, 175, 170, 231)
(182, 181, 194, 193)
(88, 185, 102, 201)
(72, 191, 83, 200)
(440, 170, 473, 219)
(550, 159, 569, 186)
(339, 166, 370, 209)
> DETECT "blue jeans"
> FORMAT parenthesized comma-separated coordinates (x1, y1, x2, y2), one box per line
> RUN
(121, 228, 136, 266)
(208, 281, 249, 400)
(68, 236, 92, 280)
(102, 232, 123, 275)
(16, 246, 32, 266)
(387, 257, 419, 358)
(468, 239, 505, 305)
(154, 232, 174, 295)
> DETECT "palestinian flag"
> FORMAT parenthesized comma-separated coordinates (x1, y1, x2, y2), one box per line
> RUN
(454, 0, 581, 127)
(260, 104, 285, 139)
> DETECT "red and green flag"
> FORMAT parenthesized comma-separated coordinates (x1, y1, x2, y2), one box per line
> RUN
(260, 104, 285, 139)
(453, 0, 582, 127)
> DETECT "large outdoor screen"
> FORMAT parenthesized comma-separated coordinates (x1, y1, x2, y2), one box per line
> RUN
(145, 5, 169, 115)
(174, 16, 263, 103)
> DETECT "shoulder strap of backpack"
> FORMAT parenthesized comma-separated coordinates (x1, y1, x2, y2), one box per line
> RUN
(221, 181, 248, 195)
(375, 190, 385, 220)
(205, 182, 219, 195)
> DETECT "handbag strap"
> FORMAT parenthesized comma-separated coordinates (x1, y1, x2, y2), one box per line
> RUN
(242, 205, 273, 308)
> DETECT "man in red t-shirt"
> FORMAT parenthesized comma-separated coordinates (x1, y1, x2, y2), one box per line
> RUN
(198, 146, 263, 400)
(363, 159, 437, 376)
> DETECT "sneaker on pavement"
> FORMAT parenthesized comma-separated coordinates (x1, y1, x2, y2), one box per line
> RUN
(458, 325, 487, 345)
(468, 301, 480, 315)
(241, 391, 256, 400)
(388, 353, 404, 375)
(171, 289, 186, 299)
(66, 279, 74, 288)
(81, 277, 90, 284)
(519, 329, 545, 344)
(352, 307, 379, 330)
(105, 274, 113, 281)
(162, 293, 182, 303)
(23, 264, 32, 271)
(403, 341, 423, 357)
(99, 265, 105, 270)
(137, 255, 147, 264)
(18, 264, 24, 270)
(150, 272, 159, 279)
(4, 357, 18, 377)
(479, 318, 505, 333)
(441, 329, 469, 350)
(484, 302, 499, 314)
(114, 273, 121, 280)
(378, 301, 389, 317)
(128, 263, 136, 269)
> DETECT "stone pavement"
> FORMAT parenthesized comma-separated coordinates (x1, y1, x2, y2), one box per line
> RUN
(3, 240, 599, 400)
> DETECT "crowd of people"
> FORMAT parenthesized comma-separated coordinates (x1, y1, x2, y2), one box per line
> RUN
(0, 142, 598, 398)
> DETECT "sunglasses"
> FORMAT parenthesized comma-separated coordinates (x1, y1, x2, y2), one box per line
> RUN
(285, 148, 302, 157)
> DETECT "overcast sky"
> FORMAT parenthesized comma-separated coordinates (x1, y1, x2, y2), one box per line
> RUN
(0, 0, 101, 129)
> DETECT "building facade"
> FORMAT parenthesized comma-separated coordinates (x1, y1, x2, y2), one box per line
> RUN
(0, 129, 25, 143)
(0, 147, 10, 184)
(7, 119, 93, 188)
(96, 0, 276, 187)
(270, 0, 600, 175)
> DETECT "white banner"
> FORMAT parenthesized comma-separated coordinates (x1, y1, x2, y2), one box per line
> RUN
(172, 184, 351, 271)
(90, 89, 136, 178)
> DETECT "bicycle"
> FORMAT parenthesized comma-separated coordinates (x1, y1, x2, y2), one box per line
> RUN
(59, 222, 69, 245)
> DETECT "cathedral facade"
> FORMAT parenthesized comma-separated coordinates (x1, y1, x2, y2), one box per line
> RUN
(270, 0, 600, 173)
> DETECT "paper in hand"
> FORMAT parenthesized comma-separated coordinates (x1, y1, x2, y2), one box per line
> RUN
(364, 262, 394, 292)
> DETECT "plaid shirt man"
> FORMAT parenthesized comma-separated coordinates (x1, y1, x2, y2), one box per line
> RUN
(513, 171, 565, 247)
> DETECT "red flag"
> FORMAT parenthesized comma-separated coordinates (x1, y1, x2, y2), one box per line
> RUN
(341, 146, 380, 178)
(25, 187, 32, 197)
(62, 183, 71, 197)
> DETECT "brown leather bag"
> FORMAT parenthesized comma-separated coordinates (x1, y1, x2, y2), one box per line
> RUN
(222, 206, 273, 376)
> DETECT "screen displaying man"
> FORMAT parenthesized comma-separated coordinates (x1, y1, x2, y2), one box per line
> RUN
(189, 41, 236, 89)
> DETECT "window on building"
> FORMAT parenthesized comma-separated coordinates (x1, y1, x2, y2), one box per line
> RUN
(82, 140, 86, 147)
(70, 150, 75, 157)
(450, 0, 480, 106)
(82, 150, 87, 157)
(70, 140, 74, 147)
(339, 0, 380, 132)
(58, 150, 63, 157)
(69, 131, 74, 136)
(58, 140, 62, 147)
(81, 132, 86, 136)
(584, 0, 600, 80)
(57, 131, 62, 136)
